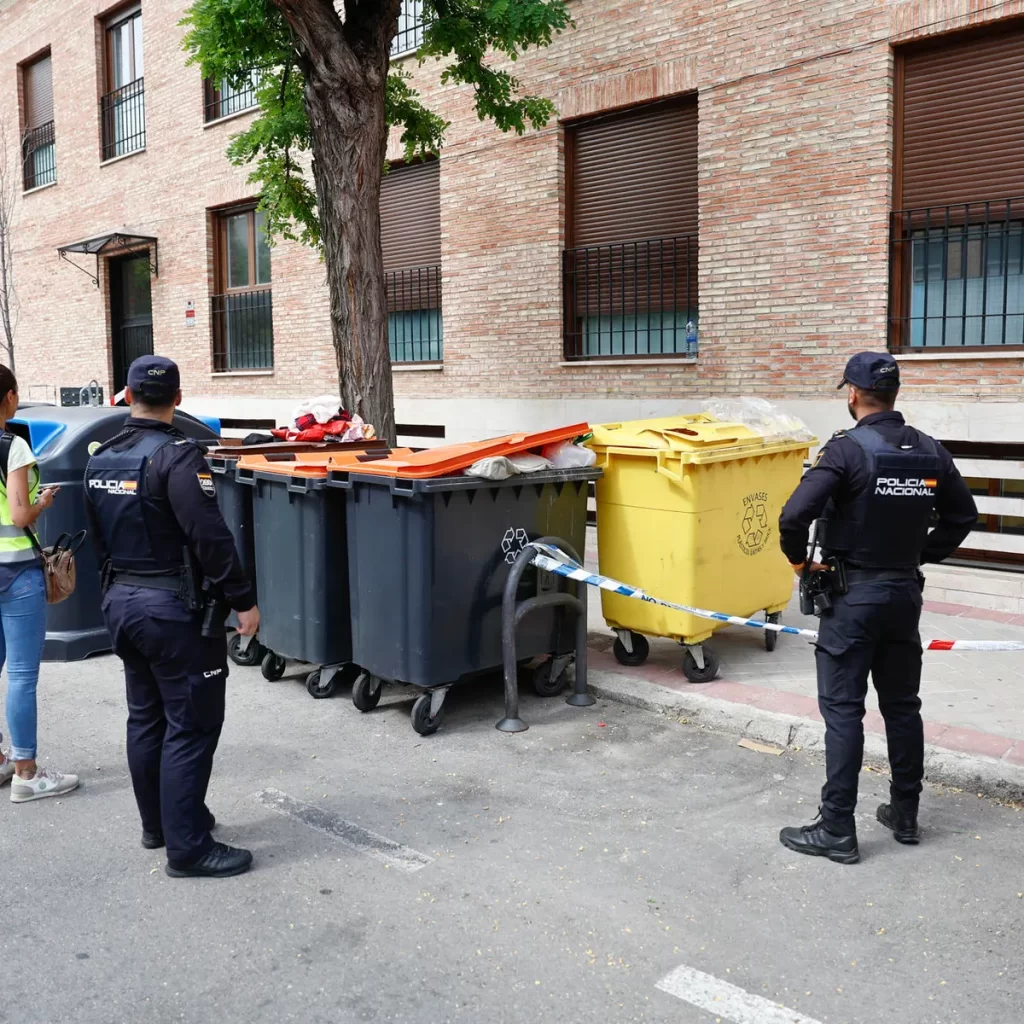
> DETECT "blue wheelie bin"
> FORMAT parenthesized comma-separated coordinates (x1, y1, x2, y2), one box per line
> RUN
(8, 406, 219, 660)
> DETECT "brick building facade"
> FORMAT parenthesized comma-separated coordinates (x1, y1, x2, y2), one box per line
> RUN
(2, 0, 1023, 456)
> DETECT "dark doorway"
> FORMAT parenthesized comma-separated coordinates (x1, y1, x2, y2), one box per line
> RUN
(110, 253, 153, 391)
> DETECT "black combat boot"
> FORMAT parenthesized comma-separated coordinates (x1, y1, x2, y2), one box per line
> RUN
(876, 799, 920, 845)
(165, 842, 253, 879)
(779, 815, 859, 864)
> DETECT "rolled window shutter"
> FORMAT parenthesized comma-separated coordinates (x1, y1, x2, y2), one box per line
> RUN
(571, 98, 698, 247)
(380, 159, 441, 271)
(901, 27, 1024, 210)
(24, 54, 53, 129)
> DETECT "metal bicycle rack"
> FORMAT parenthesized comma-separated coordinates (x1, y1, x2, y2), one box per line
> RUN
(497, 535, 595, 733)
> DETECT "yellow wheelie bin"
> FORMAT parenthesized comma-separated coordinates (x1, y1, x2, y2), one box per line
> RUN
(587, 414, 815, 682)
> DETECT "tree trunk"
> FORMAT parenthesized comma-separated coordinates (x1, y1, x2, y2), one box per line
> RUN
(273, 0, 400, 445)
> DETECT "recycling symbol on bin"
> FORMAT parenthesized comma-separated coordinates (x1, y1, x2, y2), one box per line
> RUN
(502, 527, 529, 565)
(739, 499, 770, 554)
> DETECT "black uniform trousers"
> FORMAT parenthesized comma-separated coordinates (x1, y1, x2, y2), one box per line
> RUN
(102, 584, 228, 864)
(814, 579, 925, 831)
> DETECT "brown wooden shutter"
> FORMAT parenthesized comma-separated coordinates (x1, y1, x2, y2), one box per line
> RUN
(379, 159, 441, 271)
(900, 26, 1024, 210)
(570, 97, 698, 247)
(24, 54, 53, 129)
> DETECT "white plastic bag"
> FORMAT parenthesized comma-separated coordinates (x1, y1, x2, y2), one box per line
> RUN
(700, 397, 815, 444)
(466, 456, 517, 481)
(291, 394, 342, 426)
(466, 453, 553, 481)
(508, 453, 552, 474)
(541, 441, 597, 469)
(336, 414, 369, 443)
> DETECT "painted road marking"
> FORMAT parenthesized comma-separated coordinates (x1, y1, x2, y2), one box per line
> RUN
(656, 964, 824, 1024)
(256, 788, 432, 874)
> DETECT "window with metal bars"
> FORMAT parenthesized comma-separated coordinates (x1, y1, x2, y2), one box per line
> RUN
(889, 200, 1024, 350)
(211, 206, 274, 371)
(563, 98, 699, 360)
(563, 237, 698, 359)
(891, 27, 1024, 351)
(391, 0, 424, 56)
(204, 70, 261, 122)
(386, 265, 442, 363)
(21, 52, 55, 190)
(100, 8, 145, 160)
(381, 159, 442, 363)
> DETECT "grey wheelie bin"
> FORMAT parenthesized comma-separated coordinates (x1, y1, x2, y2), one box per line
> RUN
(208, 441, 385, 668)
(235, 451, 361, 698)
(7, 406, 219, 661)
(327, 463, 600, 735)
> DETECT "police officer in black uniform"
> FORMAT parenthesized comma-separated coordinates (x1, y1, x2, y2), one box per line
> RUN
(85, 356, 260, 878)
(777, 352, 977, 864)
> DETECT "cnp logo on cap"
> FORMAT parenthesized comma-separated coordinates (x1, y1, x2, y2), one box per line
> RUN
(127, 355, 180, 394)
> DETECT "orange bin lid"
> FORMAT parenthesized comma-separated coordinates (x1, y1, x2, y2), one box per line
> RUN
(238, 448, 413, 479)
(325, 423, 590, 479)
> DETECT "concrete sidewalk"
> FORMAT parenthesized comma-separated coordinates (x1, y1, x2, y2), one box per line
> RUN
(581, 535, 1024, 797)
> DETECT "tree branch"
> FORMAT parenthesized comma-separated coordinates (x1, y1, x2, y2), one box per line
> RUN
(271, 0, 358, 79)
(342, 0, 401, 57)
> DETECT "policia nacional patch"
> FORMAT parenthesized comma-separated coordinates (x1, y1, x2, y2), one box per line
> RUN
(197, 472, 216, 497)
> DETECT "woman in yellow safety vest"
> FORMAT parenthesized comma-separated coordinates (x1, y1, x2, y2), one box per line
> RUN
(0, 366, 78, 802)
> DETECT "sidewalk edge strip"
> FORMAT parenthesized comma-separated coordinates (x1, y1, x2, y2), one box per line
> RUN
(588, 672, 1024, 801)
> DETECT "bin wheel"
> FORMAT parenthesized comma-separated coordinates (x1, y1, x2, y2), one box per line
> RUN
(681, 646, 719, 684)
(764, 613, 781, 653)
(411, 693, 444, 736)
(261, 652, 286, 682)
(228, 633, 264, 667)
(612, 632, 649, 667)
(306, 669, 336, 700)
(352, 672, 383, 712)
(532, 659, 569, 698)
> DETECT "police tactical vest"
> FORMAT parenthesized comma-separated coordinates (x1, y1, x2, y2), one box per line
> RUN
(85, 427, 186, 574)
(0, 434, 41, 570)
(822, 425, 943, 569)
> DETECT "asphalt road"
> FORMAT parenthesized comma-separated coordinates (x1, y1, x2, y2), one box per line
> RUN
(3, 656, 1022, 1024)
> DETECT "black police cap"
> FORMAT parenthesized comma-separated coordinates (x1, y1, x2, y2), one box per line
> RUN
(127, 355, 180, 401)
(837, 351, 900, 391)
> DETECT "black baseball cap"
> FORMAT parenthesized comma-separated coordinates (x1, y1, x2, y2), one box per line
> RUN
(837, 351, 900, 391)
(127, 355, 180, 401)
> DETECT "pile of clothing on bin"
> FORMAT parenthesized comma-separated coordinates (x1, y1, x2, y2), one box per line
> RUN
(465, 437, 596, 481)
(268, 396, 377, 444)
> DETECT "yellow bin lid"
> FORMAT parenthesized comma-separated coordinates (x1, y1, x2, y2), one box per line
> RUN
(587, 414, 813, 465)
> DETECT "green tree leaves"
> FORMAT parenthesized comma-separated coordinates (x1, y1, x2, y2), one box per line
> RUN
(181, 0, 571, 248)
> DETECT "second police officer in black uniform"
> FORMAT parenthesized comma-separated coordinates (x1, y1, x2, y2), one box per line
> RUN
(85, 356, 260, 878)
(777, 352, 977, 865)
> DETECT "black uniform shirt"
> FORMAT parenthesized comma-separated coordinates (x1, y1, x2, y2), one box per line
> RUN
(778, 411, 978, 567)
(86, 418, 256, 612)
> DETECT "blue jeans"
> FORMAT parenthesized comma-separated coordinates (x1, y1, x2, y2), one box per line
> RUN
(0, 567, 47, 761)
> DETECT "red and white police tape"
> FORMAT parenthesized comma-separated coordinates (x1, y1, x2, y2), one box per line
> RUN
(529, 543, 1024, 653)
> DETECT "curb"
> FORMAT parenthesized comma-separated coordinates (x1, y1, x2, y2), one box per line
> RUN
(588, 669, 1024, 803)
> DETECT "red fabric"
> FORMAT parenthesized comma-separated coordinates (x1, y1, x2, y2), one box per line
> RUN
(271, 414, 354, 443)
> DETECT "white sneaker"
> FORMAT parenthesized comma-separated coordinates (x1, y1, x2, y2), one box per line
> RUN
(0, 754, 14, 788)
(10, 766, 80, 803)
